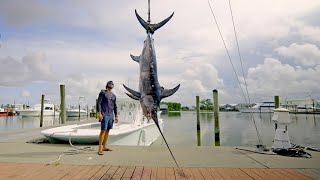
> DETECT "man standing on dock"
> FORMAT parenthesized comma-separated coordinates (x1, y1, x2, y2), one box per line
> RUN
(97, 81, 118, 155)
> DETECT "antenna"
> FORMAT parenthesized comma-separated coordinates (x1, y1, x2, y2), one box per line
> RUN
(148, 0, 151, 23)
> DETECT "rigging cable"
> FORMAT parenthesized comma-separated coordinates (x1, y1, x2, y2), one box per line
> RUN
(208, 0, 264, 146)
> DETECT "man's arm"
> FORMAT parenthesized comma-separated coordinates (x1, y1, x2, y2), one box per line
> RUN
(97, 92, 103, 121)
(114, 95, 118, 117)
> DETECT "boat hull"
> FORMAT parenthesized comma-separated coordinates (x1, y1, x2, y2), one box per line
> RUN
(238, 108, 274, 113)
(41, 120, 163, 146)
(66, 111, 87, 117)
(17, 110, 59, 117)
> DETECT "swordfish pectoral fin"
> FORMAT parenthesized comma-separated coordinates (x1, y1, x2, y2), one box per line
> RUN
(135, 9, 174, 34)
(130, 54, 140, 63)
(125, 93, 140, 101)
(123, 84, 141, 98)
(161, 84, 180, 99)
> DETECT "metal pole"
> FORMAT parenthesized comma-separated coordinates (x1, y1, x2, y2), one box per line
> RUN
(213, 89, 220, 146)
(60, 84, 66, 124)
(40, 94, 44, 127)
(196, 96, 201, 146)
(53, 105, 56, 116)
(148, 0, 151, 23)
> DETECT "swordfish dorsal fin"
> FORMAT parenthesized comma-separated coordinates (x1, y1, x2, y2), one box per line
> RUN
(135, 9, 174, 34)
(130, 54, 140, 63)
(125, 93, 140, 101)
(161, 84, 180, 99)
(123, 84, 141, 98)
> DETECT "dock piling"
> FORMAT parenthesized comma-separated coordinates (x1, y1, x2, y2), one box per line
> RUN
(40, 94, 44, 127)
(196, 96, 201, 146)
(60, 84, 66, 124)
(275, 96, 280, 108)
(213, 89, 220, 146)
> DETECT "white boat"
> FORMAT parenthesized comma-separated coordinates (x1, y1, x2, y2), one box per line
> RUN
(41, 98, 163, 146)
(66, 109, 87, 117)
(238, 102, 275, 113)
(16, 101, 59, 117)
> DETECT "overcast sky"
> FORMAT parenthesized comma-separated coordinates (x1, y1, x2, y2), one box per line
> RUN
(0, 0, 320, 106)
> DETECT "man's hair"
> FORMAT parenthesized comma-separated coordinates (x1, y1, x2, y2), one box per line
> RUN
(106, 81, 114, 89)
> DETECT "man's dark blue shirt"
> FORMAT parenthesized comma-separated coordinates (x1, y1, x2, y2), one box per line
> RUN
(97, 90, 117, 117)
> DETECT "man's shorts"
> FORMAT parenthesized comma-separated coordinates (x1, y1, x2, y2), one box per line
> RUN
(101, 115, 114, 130)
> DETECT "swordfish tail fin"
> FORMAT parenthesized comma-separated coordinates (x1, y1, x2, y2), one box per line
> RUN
(135, 9, 174, 34)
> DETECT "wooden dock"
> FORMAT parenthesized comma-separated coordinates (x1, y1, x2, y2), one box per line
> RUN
(0, 162, 317, 180)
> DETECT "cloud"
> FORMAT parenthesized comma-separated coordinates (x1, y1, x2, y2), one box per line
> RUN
(0, 52, 55, 86)
(243, 58, 320, 101)
(20, 90, 31, 97)
(275, 43, 320, 67)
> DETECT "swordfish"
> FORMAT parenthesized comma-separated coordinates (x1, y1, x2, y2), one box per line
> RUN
(123, 10, 180, 125)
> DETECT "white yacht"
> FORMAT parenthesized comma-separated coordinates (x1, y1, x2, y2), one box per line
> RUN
(66, 108, 88, 117)
(238, 102, 275, 113)
(41, 98, 163, 146)
(16, 100, 59, 117)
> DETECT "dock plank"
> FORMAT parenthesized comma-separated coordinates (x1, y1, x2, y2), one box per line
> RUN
(0, 163, 317, 180)
(182, 168, 195, 180)
(296, 169, 319, 180)
(90, 165, 111, 180)
(141, 167, 152, 180)
(165, 167, 175, 180)
(81, 165, 103, 180)
(284, 169, 313, 180)
(190, 168, 204, 180)
(101, 165, 119, 180)
(198, 168, 213, 180)
(232, 168, 253, 180)
(174, 168, 186, 180)
(150, 167, 157, 180)
(60, 165, 87, 180)
(131, 166, 143, 180)
(112, 166, 127, 180)
(156, 167, 166, 180)
(240, 168, 264, 180)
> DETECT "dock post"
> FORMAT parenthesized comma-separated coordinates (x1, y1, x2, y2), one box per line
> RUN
(60, 84, 66, 124)
(196, 96, 201, 146)
(40, 94, 44, 127)
(79, 104, 81, 118)
(274, 95, 280, 130)
(87, 105, 89, 117)
(213, 89, 220, 146)
(275, 95, 280, 108)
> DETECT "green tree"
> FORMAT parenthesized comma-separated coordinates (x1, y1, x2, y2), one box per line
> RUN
(200, 99, 213, 110)
(161, 102, 181, 111)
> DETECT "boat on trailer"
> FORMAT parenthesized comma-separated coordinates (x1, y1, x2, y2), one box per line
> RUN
(41, 98, 163, 146)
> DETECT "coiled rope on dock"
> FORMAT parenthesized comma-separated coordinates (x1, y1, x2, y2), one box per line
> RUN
(47, 130, 96, 165)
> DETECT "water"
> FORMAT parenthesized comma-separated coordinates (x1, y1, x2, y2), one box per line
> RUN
(1, 112, 319, 147)
(159, 111, 320, 147)
(0, 116, 95, 133)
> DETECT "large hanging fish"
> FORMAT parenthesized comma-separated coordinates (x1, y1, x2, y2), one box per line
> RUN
(123, 7, 180, 167)
(123, 10, 180, 126)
